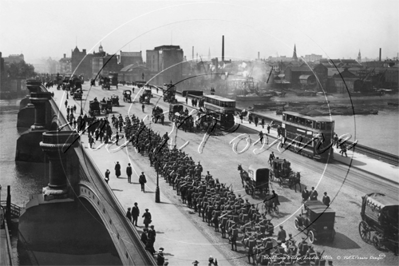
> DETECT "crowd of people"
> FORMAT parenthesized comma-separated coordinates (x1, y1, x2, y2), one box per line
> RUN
(111, 111, 334, 265)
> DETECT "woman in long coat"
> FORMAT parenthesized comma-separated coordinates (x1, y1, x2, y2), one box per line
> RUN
(115, 161, 121, 178)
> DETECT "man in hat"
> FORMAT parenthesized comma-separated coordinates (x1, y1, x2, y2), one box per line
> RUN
(192, 260, 199, 266)
(310, 187, 318, 201)
(156, 248, 165, 266)
(126, 163, 132, 183)
(139, 172, 147, 192)
(104, 169, 110, 184)
(142, 208, 152, 228)
(277, 225, 287, 243)
(148, 225, 157, 241)
(131, 202, 140, 226)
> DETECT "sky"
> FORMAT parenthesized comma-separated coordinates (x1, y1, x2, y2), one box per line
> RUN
(1, 0, 398, 63)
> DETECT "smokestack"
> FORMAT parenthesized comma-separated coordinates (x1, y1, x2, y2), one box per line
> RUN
(258, 52, 260, 60)
(379, 48, 382, 61)
(222, 35, 224, 63)
(192, 46, 194, 61)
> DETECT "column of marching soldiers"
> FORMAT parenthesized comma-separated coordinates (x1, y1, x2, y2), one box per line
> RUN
(71, 107, 330, 265)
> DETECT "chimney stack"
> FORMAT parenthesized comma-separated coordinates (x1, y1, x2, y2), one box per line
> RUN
(379, 48, 382, 61)
(258, 52, 260, 60)
(222, 35, 225, 63)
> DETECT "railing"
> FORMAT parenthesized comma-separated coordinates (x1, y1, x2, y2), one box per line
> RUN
(4, 218, 14, 266)
(0, 201, 21, 219)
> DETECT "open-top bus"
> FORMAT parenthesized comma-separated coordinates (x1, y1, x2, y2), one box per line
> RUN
(281, 111, 335, 161)
(202, 94, 236, 129)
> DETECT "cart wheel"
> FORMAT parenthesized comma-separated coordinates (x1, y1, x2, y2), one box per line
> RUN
(294, 218, 300, 230)
(308, 230, 315, 243)
(372, 235, 383, 251)
(358, 221, 370, 243)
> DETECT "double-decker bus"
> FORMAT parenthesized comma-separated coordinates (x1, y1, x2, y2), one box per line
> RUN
(281, 111, 335, 161)
(203, 94, 236, 129)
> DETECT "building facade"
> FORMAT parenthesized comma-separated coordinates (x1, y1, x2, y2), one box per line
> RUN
(146, 45, 184, 86)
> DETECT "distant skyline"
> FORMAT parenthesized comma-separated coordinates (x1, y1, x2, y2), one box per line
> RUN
(1, 0, 398, 63)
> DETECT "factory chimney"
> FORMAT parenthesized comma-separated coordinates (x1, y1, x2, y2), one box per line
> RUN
(379, 48, 382, 61)
(222, 35, 225, 63)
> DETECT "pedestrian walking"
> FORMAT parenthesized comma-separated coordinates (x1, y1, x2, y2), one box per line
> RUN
(261, 118, 265, 129)
(323, 192, 331, 207)
(132, 202, 140, 226)
(254, 116, 259, 127)
(156, 248, 165, 266)
(132, 87, 135, 93)
(139, 172, 147, 192)
(267, 123, 271, 134)
(148, 225, 157, 241)
(65, 100, 68, 108)
(302, 186, 310, 202)
(310, 187, 318, 200)
(89, 134, 95, 148)
(115, 161, 121, 178)
(104, 169, 110, 184)
(126, 207, 132, 222)
(142, 208, 152, 228)
(259, 131, 264, 144)
(340, 144, 348, 157)
(115, 132, 119, 145)
(277, 225, 287, 243)
(126, 163, 132, 183)
(142, 103, 145, 112)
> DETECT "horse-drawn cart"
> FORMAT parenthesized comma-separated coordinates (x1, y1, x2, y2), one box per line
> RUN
(152, 106, 165, 124)
(238, 165, 269, 196)
(123, 90, 132, 103)
(270, 158, 300, 191)
(359, 193, 398, 255)
(294, 200, 336, 243)
(111, 95, 119, 106)
(169, 103, 184, 122)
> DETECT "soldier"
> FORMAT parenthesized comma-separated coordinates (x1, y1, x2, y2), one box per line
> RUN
(230, 224, 238, 251)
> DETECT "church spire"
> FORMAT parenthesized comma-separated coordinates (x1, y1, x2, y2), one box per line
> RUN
(357, 50, 361, 62)
(293, 44, 297, 61)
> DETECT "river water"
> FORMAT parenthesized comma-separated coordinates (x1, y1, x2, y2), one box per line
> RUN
(0, 99, 121, 265)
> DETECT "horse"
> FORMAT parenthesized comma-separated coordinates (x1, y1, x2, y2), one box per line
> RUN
(289, 172, 301, 192)
(237, 164, 250, 187)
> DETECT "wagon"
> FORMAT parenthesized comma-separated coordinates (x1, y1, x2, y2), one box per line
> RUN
(123, 90, 132, 103)
(359, 193, 398, 254)
(89, 100, 100, 116)
(139, 87, 152, 104)
(270, 158, 300, 190)
(152, 106, 164, 124)
(238, 165, 269, 196)
(73, 89, 83, 100)
(111, 95, 119, 106)
(169, 103, 184, 122)
(101, 77, 111, 90)
(163, 83, 177, 103)
(294, 200, 336, 243)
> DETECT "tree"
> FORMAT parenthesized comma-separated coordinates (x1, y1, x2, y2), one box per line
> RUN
(5, 61, 36, 79)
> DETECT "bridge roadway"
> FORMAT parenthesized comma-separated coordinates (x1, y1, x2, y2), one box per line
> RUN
(51, 83, 398, 266)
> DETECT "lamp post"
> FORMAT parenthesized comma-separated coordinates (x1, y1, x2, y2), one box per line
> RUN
(155, 156, 160, 203)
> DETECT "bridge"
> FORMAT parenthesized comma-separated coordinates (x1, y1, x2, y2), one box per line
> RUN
(15, 80, 398, 265)
(16, 80, 156, 266)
